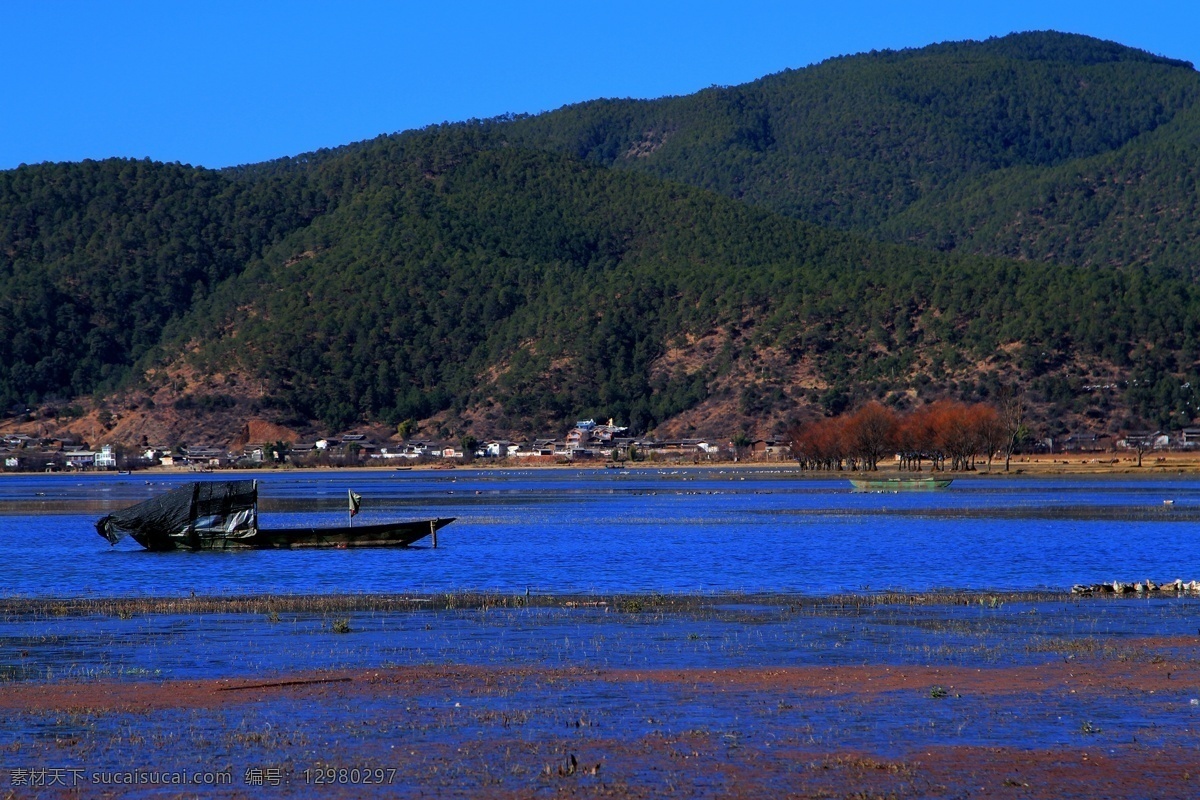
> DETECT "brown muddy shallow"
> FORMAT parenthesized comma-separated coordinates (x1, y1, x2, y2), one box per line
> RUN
(2, 594, 1199, 798)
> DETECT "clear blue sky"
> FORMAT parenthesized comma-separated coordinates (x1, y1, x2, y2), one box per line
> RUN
(2, 1, 1196, 170)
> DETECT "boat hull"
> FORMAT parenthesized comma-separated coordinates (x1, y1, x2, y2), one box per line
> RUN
(133, 518, 456, 551)
(98, 480, 456, 552)
(849, 477, 952, 492)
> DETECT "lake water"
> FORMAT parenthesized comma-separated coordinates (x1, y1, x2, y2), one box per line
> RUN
(1, 468, 1198, 598)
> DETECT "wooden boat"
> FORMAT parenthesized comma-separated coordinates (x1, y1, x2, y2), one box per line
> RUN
(95, 479, 454, 552)
(848, 476, 953, 492)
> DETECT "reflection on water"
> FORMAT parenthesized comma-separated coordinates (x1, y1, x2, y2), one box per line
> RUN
(2, 469, 1200, 597)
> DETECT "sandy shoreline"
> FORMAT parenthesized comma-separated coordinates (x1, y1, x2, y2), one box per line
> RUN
(7, 643, 1200, 712)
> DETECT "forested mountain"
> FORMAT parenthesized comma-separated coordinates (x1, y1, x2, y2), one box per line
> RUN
(499, 31, 1200, 270)
(878, 101, 1200, 271)
(0, 159, 337, 402)
(3, 31, 1200, 445)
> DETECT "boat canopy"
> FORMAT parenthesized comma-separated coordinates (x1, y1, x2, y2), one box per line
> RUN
(96, 480, 258, 549)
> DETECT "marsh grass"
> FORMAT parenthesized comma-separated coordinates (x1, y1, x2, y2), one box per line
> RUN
(1025, 636, 1166, 662)
(816, 755, 915, 776)
(4, 589, 1195, 687)
(0, 590, 1083, 622)
(5, 589, 1195, 691)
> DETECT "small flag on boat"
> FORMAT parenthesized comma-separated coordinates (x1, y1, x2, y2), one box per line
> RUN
(348, 490, 362, 517)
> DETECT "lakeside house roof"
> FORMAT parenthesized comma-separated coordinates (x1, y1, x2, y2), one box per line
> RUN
(183, 446, 225, 459)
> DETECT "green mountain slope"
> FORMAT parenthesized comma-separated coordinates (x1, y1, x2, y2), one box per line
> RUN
(4, 31, 1200, 442)
(878, 102, 1200, 272)
(500, 31, 1199, 235)
(0, 158, 339, 406)
(160, 131, 1200, 435)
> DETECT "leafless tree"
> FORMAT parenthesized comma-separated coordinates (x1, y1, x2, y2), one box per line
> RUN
(999, 388, 1027, 472)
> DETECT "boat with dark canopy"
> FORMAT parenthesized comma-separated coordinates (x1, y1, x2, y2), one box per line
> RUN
(95, 480, 454, 551)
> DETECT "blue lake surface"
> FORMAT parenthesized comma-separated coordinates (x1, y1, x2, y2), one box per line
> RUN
(1, 468, 1199, 598)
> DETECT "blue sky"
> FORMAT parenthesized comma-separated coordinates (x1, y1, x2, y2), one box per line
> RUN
(2, 1, 1196, 170)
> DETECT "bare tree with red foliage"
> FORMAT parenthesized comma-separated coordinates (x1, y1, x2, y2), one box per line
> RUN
(896, 404, 941, 471)
(789, 416, 849, 470)
(972, 403, 1006, 472)
(844, 401, 898, 471)
(790, 399, 1012, 472)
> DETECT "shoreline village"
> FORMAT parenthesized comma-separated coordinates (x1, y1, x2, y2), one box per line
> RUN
(5, 413, 1200, 476)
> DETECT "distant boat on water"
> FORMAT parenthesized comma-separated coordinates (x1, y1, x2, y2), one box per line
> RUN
(848, 476, 953, 492)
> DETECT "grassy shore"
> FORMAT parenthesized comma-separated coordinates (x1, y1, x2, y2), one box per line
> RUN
(9, 449, 1200, 480)
(0, 589, 1074, 618)
(213, 451, 1200, 476)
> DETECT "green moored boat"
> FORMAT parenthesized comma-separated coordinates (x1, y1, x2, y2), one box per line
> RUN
(848, 477, 953, 492)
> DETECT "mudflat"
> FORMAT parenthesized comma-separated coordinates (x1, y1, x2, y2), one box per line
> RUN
(3, 592, 1198, 798)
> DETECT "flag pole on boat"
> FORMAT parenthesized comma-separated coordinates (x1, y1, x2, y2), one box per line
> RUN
(348, 490, 362, 527)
